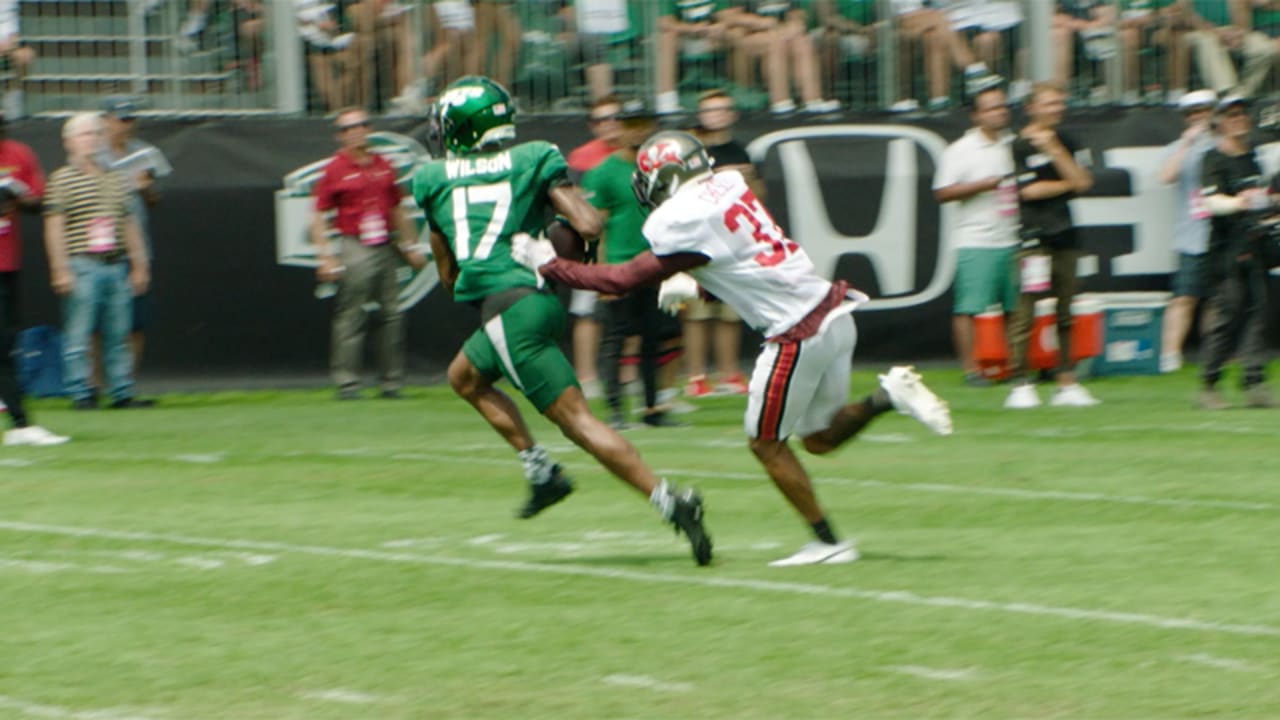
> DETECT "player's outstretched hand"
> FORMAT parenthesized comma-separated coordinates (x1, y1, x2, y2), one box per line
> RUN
(512, 232, 556, 272)
(658, 272, 698, 315)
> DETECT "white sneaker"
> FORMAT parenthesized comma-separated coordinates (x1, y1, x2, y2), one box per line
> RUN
(802, 99, 840, 113)
(770, 99, 797, 115)
(1050, 383, 1100, 407)
(4, 426, 70, 447)
(1003, 382, 1041, 409)
(1160, 352, 1183, 374)
(878, 366, 953, 435)
(889, 99, 920, 113)
(768, 540, 858, 567)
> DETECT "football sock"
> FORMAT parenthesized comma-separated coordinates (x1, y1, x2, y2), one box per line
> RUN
(518, 445, 553, 485)
(866, 387, 894, 415)
(649, 479, 675, 521)
(811, 518, 838, 545)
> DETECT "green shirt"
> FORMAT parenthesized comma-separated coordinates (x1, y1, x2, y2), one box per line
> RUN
(833, 0, 874, 24)
(1192, 0, 1229, 26)
(581, 153, 649, 264)
(412, 140, 569, 303)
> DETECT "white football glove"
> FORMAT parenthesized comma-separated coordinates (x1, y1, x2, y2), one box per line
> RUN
(511, 232, 556, 272)
(657, 272, 699, 315)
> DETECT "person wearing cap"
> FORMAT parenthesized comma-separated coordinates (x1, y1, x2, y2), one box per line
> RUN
(1196, 95, 1275, 409)
(580, 99, 678, 428)
(311, 107, 425, 401)
(1157, 89, 1216, 374)
(0, 110, 68, 446)
(43, 112, 150, 410)
(95, 96, 171, 400)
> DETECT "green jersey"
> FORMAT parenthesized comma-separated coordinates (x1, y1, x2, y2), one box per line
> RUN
(413, 140, 569, 303)
(581, 153, 649, 264)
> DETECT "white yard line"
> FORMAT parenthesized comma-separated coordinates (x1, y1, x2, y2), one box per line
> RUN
(601, 674, 694, 693)
(12, 448, 1274, 513)
(385, 451, 1278, 513)
(1, 520, 1277, 639)
(1176, 653, 1260, 673)
(172, 453, 227, 464)
(885, 665, 977, 681)
(299, 689, 383, 704)
(0, 458, 38, 468)
(0, 695, 162, 720)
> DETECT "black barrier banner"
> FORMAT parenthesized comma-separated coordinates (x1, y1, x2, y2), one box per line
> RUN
(11, 110, 1277, 376)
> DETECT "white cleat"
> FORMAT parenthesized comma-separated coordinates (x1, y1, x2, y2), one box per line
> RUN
(3, 425, 70, 447)
(878, 366, 953, 435)
(769, 540, 859, 567)
(1050, 383, 1101, 407)
(1003, 382, 1041, 409)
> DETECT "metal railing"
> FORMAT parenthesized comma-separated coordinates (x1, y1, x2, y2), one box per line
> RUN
(13, 0, 1278, 117)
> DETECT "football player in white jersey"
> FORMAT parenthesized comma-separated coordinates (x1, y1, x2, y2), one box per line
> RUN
(514, 130, 953, 567)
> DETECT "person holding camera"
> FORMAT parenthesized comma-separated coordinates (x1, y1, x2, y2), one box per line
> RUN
(1196, 95, 1275, 410)
(1158, 90, 1217, 374)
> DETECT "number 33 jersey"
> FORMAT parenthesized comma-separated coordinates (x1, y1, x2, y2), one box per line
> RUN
(412, 140, 568, 303)
(644, 169, 834, 338)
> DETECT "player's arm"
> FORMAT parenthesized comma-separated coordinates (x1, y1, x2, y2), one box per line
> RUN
(429, 229, 459, 293)
(538, 250, 708, 295)
(548, 184, 602, 240)
(934, 176, 1002, 203)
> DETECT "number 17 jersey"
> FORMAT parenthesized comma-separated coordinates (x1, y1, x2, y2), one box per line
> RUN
(644, 170, 833, 338)
(412, 140, 568, 303)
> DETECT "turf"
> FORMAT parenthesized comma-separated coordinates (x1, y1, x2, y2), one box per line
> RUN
(1, 367, 1278, 719)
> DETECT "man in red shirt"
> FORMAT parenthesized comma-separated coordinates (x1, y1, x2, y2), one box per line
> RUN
(311, 107, 425, 400)
(0, 112, 68, 445)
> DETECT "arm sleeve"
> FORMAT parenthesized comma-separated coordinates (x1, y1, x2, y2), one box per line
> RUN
(16, 144, 44, 201)
(540, 251, 709, 294)
(932, 143, 964, 190)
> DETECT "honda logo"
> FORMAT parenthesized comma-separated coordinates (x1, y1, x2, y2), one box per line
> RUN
(747, 125, 955, 311)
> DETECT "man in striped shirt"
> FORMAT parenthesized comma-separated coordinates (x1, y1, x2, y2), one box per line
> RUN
(42, 112, 150, 410)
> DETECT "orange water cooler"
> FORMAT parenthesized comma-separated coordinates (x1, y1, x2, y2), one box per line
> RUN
(971, 296, 1103, 377)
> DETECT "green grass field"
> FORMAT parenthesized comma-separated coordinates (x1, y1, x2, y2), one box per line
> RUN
(2, 368, 1279, 719)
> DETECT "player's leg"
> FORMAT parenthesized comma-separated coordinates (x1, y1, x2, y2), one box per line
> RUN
(798, 315, 893, 454)
(742, 334, 854, 565)
(504, 293, 711, 564)
(452, 323, 571, 518)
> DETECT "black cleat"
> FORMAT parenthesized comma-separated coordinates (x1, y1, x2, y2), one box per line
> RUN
(516, 465, 574, 519)
(669, 489, 713, 566)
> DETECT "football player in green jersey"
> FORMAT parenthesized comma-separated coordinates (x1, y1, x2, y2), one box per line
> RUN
(413, 77, 712, 566)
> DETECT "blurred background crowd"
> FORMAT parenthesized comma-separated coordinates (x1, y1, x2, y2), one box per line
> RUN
(10, 0, 1280, 118)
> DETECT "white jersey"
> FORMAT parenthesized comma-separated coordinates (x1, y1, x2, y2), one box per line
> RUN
(643, 170, 833, 338)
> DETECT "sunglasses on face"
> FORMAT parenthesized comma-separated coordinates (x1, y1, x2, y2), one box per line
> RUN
(338, 120, 371, 131)
(588, 114, 620, 124)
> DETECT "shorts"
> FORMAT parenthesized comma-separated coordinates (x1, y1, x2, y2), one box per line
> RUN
(462, 291, 578, 413)
(953, 246, 1018, 315)
(1172, 251, 1208, 298)
(568, 288, 598, 317)
(685, 297, 739, 323)
(433, 0, 476, 31)
(745, 312, 857, 441)
(131, 291, 152, 332)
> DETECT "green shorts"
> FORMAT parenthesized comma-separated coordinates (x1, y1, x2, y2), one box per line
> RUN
(462, 291, 578, 413)
(953, 246, 1019, 315)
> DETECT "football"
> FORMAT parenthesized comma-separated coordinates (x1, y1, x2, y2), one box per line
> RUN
(546, 218, 586, 262)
